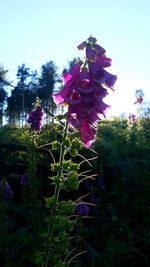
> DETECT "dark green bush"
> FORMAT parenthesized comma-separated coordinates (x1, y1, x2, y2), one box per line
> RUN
(0, 118, 150, 266)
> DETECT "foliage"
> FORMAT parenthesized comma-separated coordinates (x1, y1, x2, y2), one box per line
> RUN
(0, 114, 94, 267)
(0, 117, 150, 266)
(77, 118, 150, 267)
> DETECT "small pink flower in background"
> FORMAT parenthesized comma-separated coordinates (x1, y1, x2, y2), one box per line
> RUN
(75, 202, 89, 216)
(28, 97, 43, 132)
(20, 174, 29, 186)
(134, 89, 144, 105)
(128, 113, 136, 124)
(53, 36, 117, 147)
(0, 181, 14, 200)
(134, 95, 143, 105)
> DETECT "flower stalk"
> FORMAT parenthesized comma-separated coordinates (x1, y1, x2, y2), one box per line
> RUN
(42, 119, 69, 267)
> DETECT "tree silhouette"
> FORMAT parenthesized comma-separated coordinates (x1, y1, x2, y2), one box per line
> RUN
(6, 64, 37, 126)
(37, 61, 59, 123)
(0, 66, 8, 126)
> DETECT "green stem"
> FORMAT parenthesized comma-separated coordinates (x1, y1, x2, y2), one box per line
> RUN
(42, 119, 69, 267)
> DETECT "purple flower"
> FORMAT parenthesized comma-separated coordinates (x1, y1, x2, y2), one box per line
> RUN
(62, 62, 81, 84)
(20, 174, 29, 186)
(95, 54, 112, 68)
(53, 63, 81, 105)
(86, 46, 96, 59)
(89, 63, 117, 88)
(0, 181, 14, 200)
(77, 70, 93, 94)
(75, 202, 89, 216)
(79, 118, 96, 148)
(104, 70, 117, 88)
(28, 106, 43, 132)
(93, 84, 108, 101)
(77, 41, 87, 50)
(88, 62, 106, 84)
(52, 36, 117, 148)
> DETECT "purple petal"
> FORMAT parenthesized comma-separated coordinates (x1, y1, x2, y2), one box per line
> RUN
(66, 89, 83, 105)
(93, 85, 108, 100)
(95, 54, 112, 68)
(104, 70, 117, 88)
(68, 103, 82, 128)
(87, 112, 100, 124)
(75, 202, 89, 216)
(77, 41, 87, 50)
(82, 94, 96, 114)
(20, 174, 29, 186)
(79, 118, 95, 148)
(62, 73, 72, 83)
(94, 44, 106, 55)
(96, 101, 110, 115)
(86, 46, 96, 59)
(0, 181, 14, 199)
(77, 71, 93, 94)
(89, 62, 106, 84)
(68, 103, 82, 118)
(68, 116, 79, 128)
(63, 62, 81, 84)
(53, 84, 72, 105)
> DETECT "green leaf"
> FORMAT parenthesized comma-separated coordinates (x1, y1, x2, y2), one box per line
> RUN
(65, 171, 79, 190)
(70, 149, 78, 156)
(51, 140, 61, 150)
(71, 140, 82, 149)
(45, 196, 56, 208)
(63, 138, 70, 147)
(68, 171, 78, 179)
(48, 175, 60, 183)
(69, 132, 80, 139)
(58, 200, 74, 214)
(68, 163, 80, 171)
(56, 114, 66, 121)
(62, 159, 72, 170)
(51, 163, 60, 172)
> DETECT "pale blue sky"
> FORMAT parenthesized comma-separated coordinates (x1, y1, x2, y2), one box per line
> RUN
(1, 0, 150, 116)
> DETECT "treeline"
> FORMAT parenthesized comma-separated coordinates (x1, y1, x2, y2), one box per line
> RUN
(0, 61, 64, 127)
(1, 63, 150, 128)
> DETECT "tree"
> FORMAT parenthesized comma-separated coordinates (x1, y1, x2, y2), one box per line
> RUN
(0, 66, 8, 126)
(6, 64, 36, 126)
(6, 61, 59, 126)
(37, 61, 59, 123)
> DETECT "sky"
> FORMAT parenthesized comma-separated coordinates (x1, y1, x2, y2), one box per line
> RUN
(1, 0, 150, 117)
